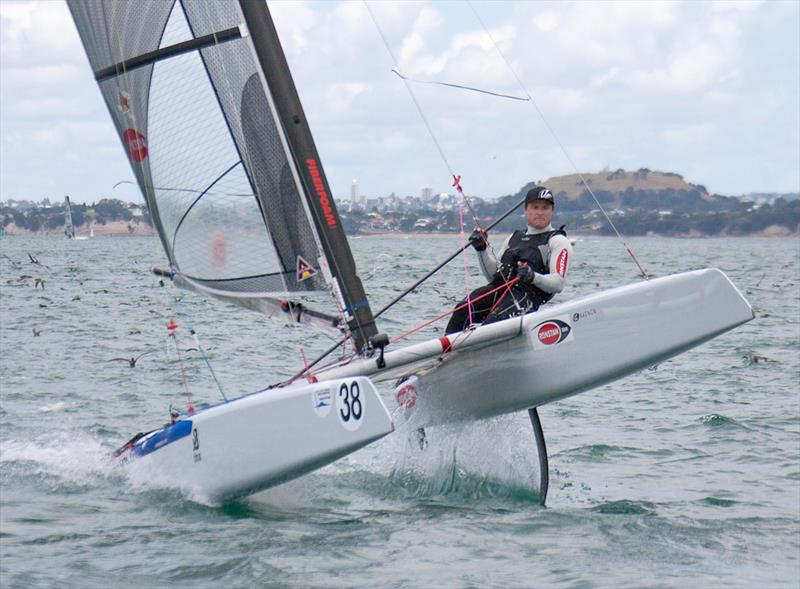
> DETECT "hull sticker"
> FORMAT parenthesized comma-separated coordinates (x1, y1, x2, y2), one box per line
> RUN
(192, 427, 201, 463)
(296, 255, 318, 282)
(312, 387, 332, 418)
(395, 376, 419, 409)
(335, 380, 364, 431)
(532, 318, 574, 349)
(571, 307, 600, 323)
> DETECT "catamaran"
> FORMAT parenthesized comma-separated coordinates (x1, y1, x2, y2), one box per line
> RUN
(68, 0, 753, 503)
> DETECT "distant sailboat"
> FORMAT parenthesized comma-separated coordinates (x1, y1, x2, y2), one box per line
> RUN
(64, 196, 75, 239)
(68, 196, 90, 240)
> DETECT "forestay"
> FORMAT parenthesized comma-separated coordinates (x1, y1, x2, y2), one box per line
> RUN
(68, 0, 377, 348)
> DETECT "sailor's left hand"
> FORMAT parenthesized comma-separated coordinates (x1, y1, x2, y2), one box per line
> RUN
(516, 262, 535, 283)
(469, 228, 488, 251)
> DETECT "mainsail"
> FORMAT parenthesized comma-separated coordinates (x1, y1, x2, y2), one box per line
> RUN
(68, 0, 378, 350)
(64, 196, 75, 239)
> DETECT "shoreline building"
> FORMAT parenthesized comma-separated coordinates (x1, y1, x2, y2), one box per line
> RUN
(421, 184, 433, 203)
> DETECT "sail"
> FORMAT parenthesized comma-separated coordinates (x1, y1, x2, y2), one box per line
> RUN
(67, 0, 378, 350)
(64, 196, 75, 239)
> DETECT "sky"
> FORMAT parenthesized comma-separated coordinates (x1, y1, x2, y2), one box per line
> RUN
(1, 0, 798, 205)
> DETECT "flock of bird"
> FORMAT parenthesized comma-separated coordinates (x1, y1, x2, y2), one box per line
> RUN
(4, 250, 776, 369)
(2, 251, 203, 368)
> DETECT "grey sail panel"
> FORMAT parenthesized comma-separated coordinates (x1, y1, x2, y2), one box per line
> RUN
(67, 0, 174, 260)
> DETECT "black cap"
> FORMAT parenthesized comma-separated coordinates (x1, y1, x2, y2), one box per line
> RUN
(525, 186, 554, 206)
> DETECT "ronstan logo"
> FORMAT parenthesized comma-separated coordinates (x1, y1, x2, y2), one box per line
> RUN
(556, 249, 569, 277)
(535, 319, 571, 346)
(305, 159, 337, 228)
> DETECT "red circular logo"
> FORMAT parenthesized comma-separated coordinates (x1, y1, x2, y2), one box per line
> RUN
(537, 322, 561, 345)
(122, 128, 148, 163)
(396, 382, 417, 408)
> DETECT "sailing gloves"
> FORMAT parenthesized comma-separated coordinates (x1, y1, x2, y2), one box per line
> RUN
(516, 263, 535, 283)
(469, 228, 488, 251)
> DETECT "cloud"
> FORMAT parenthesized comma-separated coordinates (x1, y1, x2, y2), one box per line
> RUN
(659, 123, 716, 148)
(0, 1, 82, 65)
(0, 0, 797, 203)
(325, 82, 371, 114)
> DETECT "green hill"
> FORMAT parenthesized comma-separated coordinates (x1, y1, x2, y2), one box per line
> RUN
(486, 169, 798, 236)
(538, 168, 714, 202)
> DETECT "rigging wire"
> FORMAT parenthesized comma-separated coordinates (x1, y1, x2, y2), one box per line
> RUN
(152, 268, 229, 404)
(167, 318, 194, 411)
(113, 179, 251, 198)
(389, 276, 521, 345)
(285, 196, 527, 384)
(363, 1, 481, 226)
(391, 69, 531, 102)
(364, 0, 508, 323)
(457, 195, 473, 325)
(189, 325, 228, 403)
(466, 0, 649, 279)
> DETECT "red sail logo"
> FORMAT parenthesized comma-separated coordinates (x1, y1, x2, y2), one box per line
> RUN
(122, 128, 148, 163)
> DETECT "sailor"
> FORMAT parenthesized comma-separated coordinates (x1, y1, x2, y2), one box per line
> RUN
(445, 186, 572, 334)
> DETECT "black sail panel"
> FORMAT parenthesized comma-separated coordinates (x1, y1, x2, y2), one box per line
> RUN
(237, 0, 378, 350)
(239, 73, 326, 293)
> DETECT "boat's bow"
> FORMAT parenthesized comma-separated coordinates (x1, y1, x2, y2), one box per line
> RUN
(402, 268, 754, 426)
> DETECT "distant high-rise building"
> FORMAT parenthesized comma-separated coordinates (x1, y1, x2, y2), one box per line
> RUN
(351, 179, 359, 203)
(421, 185, 433, 202)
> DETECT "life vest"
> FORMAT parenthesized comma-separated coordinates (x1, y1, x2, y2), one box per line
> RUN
(498, 226, 567, 307)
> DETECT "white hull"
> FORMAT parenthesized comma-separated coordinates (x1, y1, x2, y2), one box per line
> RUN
(121, 377, 393, 501)
(318, 269, 754, 427)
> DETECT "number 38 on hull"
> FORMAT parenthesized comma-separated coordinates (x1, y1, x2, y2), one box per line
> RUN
(114, 377, 393, 503)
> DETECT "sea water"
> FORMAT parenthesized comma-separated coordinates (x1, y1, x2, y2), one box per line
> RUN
(1, 235, 798, 588)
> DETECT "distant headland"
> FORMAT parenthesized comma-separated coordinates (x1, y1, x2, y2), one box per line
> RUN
(1, 197, 153, 237)
(2, 169, 798, 237)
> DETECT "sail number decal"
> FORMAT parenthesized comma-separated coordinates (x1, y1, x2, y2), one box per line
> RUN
(192, 427, 201, 463)
(336, 380, 364, 431)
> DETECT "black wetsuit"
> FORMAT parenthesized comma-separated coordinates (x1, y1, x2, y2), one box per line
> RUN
(445, 227, 568, 334)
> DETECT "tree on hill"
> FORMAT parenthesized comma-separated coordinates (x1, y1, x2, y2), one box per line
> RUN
(93, 198, 133, 223)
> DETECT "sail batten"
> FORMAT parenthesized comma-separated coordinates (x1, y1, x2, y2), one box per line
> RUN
(170, 159, 243, 253)
(94, 26, 242, 81)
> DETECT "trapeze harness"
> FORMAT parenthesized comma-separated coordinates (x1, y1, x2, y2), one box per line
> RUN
(445, 226, 568, 334)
